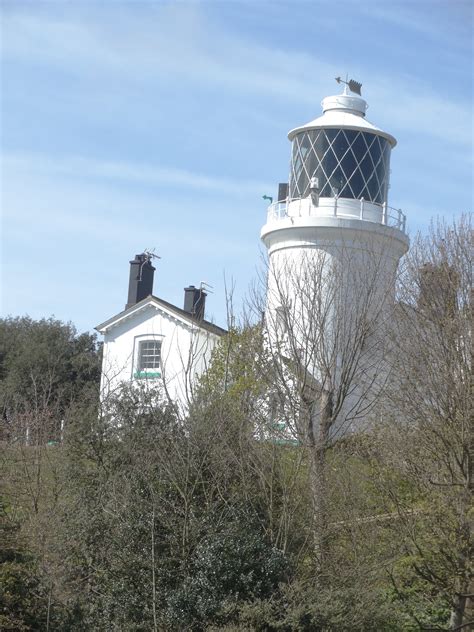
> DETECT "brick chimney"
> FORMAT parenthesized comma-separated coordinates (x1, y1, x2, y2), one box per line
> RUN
(126, 254, 155, 309)
(183, 285, 206, 320)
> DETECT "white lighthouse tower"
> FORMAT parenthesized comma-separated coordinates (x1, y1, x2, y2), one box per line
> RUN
(261, 79, 409, 433)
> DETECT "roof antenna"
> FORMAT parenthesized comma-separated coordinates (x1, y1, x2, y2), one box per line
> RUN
(200, 281, 213, 294)
(335, 76, 362, 96)
(138, 248, 161, 281)
(143, 248, 161, 263)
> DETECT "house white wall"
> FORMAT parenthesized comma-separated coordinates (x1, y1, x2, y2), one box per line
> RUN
(99, 302, 222, 414)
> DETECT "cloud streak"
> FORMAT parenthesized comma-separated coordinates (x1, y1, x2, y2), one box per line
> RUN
(3, 152, 273, 198)
(2, 5, 470, 148)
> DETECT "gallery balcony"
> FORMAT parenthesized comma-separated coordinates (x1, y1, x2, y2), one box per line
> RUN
(265, 196, 407, 234)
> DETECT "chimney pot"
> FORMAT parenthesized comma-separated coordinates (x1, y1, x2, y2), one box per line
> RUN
(183, 285, 206, 320)
(126, 253, 155, 309)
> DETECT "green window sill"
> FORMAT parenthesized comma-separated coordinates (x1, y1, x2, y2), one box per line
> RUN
(271, 422, 287, 431)
(273, 438, 300, 446)
(134, 371, 161, 379)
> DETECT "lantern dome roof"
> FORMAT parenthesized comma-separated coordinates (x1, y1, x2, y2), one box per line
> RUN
(288, 88, 397, 147)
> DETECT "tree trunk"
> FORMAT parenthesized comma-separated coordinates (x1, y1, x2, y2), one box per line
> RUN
(449, 367, 474, 630)
(307, 389, 333, 570)
(449, 590, 468, 630)
(151, 505, 158, 632)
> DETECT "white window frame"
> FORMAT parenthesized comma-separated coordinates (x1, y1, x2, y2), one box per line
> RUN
(133, 335, 163, 380)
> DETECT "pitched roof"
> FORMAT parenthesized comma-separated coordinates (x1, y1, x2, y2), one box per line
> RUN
(95, 295, 227, 337)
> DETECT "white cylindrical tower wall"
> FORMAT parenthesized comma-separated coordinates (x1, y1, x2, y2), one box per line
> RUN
(264, 218, 407, 379)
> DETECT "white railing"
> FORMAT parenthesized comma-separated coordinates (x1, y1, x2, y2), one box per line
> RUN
(266, 197, 407, 234)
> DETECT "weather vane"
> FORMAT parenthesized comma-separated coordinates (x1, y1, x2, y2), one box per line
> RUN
(335, 76, 362, 96)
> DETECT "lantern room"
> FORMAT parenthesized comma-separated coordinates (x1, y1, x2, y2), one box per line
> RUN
(287, 86, 396, 207)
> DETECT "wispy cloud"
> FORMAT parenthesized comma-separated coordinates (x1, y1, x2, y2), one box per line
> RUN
(1, 6, 327, 98)
(1, 152, 260, 329)
(1, 4, 470, 149)
(2, 152, 273, 198)
(2, 151, 264, 257)
(362, 1, 472, 48)
(370, 84, 472, 149)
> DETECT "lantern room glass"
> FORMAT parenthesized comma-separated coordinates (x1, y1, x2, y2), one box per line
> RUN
(289, 129, 391, 205)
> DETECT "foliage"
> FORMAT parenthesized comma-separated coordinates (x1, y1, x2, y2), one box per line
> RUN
(0, 316, 101, 419)
(0, 497, 70, 630)
(0, 216, 472, 630)
(167, 510, 288, 629)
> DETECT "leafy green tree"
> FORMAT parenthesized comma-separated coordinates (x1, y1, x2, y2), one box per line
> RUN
(57, 352, 294, 631)
(167, 510, 288, 629)
(0, 316, 100, 420)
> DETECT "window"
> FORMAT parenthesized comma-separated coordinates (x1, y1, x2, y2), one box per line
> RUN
(289, 129, 391, 205)
(135, 339, 162, 379)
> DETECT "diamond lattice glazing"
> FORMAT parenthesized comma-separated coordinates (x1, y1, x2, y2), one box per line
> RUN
(289, 129, 391, 205)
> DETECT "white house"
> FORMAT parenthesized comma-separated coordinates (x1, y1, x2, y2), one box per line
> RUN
(96, 254, 226, 413)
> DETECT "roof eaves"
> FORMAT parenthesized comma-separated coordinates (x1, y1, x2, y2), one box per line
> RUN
(95, 295, 227, 337)
(95, 296, 157, 332)
(152, 297, 227, 336)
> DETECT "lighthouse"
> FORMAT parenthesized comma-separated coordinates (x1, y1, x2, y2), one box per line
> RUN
(261, 79, 409, 433)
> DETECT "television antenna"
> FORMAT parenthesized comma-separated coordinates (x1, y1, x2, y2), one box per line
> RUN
(200, 281, 214, 294)
(136, 248, 161, 281)
(143, 248, 161, 263)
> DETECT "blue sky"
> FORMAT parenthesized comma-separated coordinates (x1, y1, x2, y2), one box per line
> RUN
(1, 0, 472, 333)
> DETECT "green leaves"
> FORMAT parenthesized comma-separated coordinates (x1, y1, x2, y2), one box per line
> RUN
(0, 316, 101, 419)
(167, 511, 288, 627)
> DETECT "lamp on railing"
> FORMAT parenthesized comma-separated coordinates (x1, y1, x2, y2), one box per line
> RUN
(309, 177, 320, 207)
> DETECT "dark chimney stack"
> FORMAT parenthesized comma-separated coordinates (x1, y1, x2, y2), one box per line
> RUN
(183, 285, 207, 320)
(126, 254, 155, 309)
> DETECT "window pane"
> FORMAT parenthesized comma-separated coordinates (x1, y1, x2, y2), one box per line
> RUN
(348, 167, 365, 199)
(368, 135, 382, 168)
(332, 130, 349, 158)
(339, 146, 357, 180)
(138, 340, 161, 370)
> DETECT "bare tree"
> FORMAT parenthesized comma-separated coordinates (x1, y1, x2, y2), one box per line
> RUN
(258, 232, 401, 566)
(373, 214, 473, 630)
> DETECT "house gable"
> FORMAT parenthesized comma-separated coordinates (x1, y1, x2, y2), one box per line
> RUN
(96, 295, 226, 339)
